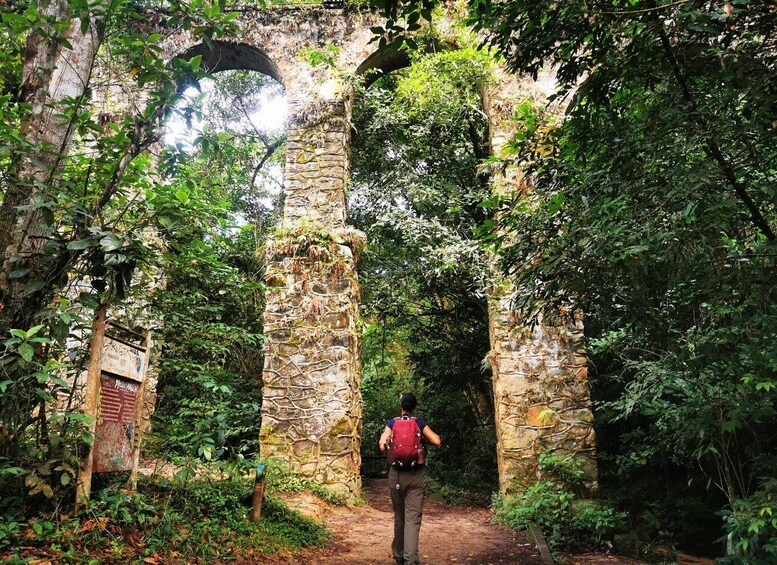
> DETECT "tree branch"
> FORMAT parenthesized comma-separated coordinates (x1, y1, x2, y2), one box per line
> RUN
(654, 15, 775, 241)
(251, 138, 283, 189)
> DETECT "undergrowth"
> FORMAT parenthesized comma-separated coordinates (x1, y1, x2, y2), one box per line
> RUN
(493, 451, 625, 552)
(0, 470, 328, 563)
(425, 475, 492, 507)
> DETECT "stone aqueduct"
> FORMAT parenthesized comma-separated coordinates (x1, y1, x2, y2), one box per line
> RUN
(148, 5, 596, 496)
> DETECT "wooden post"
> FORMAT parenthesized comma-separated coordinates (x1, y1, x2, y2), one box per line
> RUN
(251, 464, 266, 522)
(528, 523, 554, 565)
(127, 330, 153, 491)
(75, 308, 106, 508)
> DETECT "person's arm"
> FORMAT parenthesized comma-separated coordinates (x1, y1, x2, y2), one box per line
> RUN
(378, 426, 393, 452)
(423, 425, 441, 447)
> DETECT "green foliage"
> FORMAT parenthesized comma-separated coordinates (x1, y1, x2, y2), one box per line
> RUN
(494, 482, 575, 544)
(0, 0, 241, 507)
(150, 69, 284, 462)
(0, 512, 22, 550)
(571, 501, 627, 547)
(360, 324, 416, 465)
(492, 37, 777, 541)
(493, 451, 625, 551)
(351, 48, 497, 496)
(537, 451, 585, 493)
(299, 44, 341, 68)
(454, 0, 777, 551)
(720, 478, 777, 564)
(396, 48, 492, 122)
(149, 218, 265, 460)
(368, 0, 435, 51)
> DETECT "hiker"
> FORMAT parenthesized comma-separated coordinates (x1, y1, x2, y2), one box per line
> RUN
(378, 392, 442, 565)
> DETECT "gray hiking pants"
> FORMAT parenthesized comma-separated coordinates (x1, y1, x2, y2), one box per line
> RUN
(389, 466, 427, 565)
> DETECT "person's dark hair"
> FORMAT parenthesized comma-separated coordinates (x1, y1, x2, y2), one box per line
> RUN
(400, 392, 417, 413)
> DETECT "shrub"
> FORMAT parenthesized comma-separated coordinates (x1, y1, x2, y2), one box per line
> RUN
(493, 451, 626, 551)
(494, 482, 573, 535)
(571, 500, 625, 545)
(720, 478, 777, 565)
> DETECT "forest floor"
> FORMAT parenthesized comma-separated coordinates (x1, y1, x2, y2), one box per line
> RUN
(267, 477, 650, 565)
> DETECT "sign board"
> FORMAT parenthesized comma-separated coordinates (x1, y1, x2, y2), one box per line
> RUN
(92, 332, 150, 473)
(102, 336, 146, 382)
(93, 374, 140, 473)
(77, 314, 154, 504)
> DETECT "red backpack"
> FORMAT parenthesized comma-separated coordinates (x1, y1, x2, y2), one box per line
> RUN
(388, 416, 425, 468)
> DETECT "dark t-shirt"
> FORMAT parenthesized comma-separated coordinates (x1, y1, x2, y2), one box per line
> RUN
(387, 416, 427, 433)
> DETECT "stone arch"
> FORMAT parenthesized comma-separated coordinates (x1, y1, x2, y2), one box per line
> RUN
(355, 37, 449, 86)
(87, 6, 387, 499)
(141, 7, 596, 498)
(163, 15, 367, 498)
(355, 41, 411, 86)
(181, 41, 284, 85)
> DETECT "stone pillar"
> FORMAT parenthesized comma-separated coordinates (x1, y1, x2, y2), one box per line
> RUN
(485, 70, 597, 495)
(488, 290, 597, 494)
(259, 97, 363, 497)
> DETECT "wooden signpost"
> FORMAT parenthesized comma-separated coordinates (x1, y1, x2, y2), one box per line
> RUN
(75, 309, 106, 507)
(251, 464, 267, 522)
(528, 523, 555, 565)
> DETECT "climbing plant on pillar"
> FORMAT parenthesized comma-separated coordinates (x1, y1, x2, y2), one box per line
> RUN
(258, 79, 366, 496)
(260, 220, 365, 497)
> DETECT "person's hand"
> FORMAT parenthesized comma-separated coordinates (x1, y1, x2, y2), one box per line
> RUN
(378, 426, 393, 453)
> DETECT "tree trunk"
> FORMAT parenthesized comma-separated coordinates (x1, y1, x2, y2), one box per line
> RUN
(0, 0, 101, 328)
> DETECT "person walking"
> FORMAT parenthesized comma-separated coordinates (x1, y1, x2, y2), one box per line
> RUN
(378, 392, 442, 565)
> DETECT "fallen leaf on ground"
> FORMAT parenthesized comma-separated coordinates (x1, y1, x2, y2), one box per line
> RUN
(80, 519, 96, 532)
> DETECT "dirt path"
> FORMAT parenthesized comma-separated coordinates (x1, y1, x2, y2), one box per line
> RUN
(275, 478, 648, 565)
(283, 477, 539, 565)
